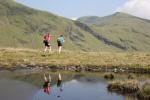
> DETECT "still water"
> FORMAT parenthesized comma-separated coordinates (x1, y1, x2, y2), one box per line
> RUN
(0, 71, 141, 100)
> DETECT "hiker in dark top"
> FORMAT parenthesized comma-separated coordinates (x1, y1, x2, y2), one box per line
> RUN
(57, 73, 62, 87)
(43, 73, 51, 95)
(57, 35, 65, 54)
(43, 33, 52, 55)
(57, 73, 63, 98)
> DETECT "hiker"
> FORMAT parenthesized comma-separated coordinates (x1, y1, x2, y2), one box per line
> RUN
(57, 35, 65, 54)
(43, 33, 52, 54)
(57, 73, 63, 98)
(57, 73, 62, 87)
(43, 73, 51, 95)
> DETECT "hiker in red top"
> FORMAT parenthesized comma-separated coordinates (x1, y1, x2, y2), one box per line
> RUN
(43, 73, 52, 95)
(43, 33, 52, 55)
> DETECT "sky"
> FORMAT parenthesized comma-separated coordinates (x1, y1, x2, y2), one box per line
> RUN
(117, 0, 150, 20)
(16, 0, 150, 20)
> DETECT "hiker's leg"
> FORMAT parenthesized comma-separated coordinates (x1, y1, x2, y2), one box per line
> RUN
(44, 46, 48, 54)
(48, 46, 52, 54)
(58, 46, 62, 54)
(49, 74, 51, 82)
(44, 74, 47, 81)
(58, 73, 61, 80)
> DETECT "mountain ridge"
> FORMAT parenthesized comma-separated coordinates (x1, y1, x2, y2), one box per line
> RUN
(78, 12, 150, 25)
(0, 0, 150, 52)
(77, 12, 150, 52)
(0, 0, 103, 51)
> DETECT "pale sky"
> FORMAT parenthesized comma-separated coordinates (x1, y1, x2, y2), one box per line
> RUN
(16, 0, 150, 20)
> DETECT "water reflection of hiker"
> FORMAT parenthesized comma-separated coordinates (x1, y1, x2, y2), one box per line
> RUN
(57, 35, 65, 54)
(43, 33, 52, 55)
(57, 73, 63, 98)
(43, 74, 51, 95)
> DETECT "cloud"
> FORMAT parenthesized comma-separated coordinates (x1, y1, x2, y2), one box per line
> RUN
(71, 17, 78, 20)
(116, 0, 150, 20)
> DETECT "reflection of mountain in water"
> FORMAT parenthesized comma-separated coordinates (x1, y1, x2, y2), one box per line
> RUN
(0, 72, 142, 100)
(12, 72, 75, 87)
(74, 74, 107, 84)
(8, 72, 108, 87)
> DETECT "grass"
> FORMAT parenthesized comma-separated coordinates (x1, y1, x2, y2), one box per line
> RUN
(108, 79, 140, 94)
(0, 0, 104, 52)
(0, 48, 150, 70)
(104, 73, 115, 79)
(128, 74, 136, 79)
(137, 80, 150, 99)
(1, 0, 150, 52)
(108, 79, 150, 99)
(79, 12, 150, 52)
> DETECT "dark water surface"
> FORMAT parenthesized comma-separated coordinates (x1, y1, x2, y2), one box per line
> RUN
(0, 71, 146, 100)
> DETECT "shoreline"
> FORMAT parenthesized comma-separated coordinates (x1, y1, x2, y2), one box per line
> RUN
(0, 48, 150, 73)
(0, 64, 150, 74)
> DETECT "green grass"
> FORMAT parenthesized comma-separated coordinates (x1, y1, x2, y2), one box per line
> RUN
(1, 0, 150, 52)
(0, 48, 150, 69)
(0, 0, 103, 51)
(78, 12, 150, 52)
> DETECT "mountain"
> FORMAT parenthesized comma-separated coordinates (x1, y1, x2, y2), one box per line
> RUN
(0, 0, 150, 52)
(78, 12, 150, 52)
(0, 0, 102, 51)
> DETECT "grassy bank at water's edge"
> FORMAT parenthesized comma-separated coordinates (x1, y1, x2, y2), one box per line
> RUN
(0, 48, 150, 71)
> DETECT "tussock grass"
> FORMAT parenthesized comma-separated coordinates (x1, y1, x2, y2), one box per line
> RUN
(104, 73, 115, 80)
(137, 80, 150, 99)
(128, 74, 137, 79)
(0, 48, 150, 69)
(108, 79, 139, 94)
(108, 79, 150, 99)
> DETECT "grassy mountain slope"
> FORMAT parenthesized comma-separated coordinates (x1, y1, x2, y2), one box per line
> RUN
(78, 12, 150, 52)
(1, 0, 150, 52)
(0, 0, 103, 51)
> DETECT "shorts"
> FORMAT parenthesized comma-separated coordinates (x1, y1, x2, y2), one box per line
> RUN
(43, 40, 51, 47)
(43, 81, 49, 88)
(57, 80, 62, 87)
(57, 40, 63, 46)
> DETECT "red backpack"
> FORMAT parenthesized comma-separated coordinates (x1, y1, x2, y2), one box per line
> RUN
(44, 34, 52, 42)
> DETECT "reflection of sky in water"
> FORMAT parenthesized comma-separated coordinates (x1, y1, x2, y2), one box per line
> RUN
(1, 72, 141, 100)
(0, 72, 146, 100)
(34, 79, 124, 100)
(0, 79, 38, 100)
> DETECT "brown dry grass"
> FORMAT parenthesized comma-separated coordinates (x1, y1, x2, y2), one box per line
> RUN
(0, 48, 150, 69)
